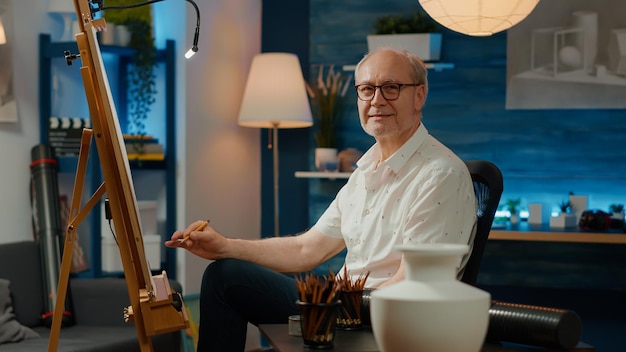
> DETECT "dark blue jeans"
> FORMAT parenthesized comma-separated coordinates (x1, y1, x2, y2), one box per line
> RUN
(197, 258, 300, 351)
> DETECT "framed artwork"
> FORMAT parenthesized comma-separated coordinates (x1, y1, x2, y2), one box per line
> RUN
(0, 0, 16, 122)
(506, 0, 626, 109)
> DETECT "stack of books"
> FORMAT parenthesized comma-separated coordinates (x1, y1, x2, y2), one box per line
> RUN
(123, 135, 165, 160)
(48, 117, 91, 156)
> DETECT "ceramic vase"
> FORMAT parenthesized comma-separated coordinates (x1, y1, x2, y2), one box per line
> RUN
(568, 194, 587, 224)
(315, 147, 338, 172)
(370, 243, 490, 352)
(572, 11, 598, 74)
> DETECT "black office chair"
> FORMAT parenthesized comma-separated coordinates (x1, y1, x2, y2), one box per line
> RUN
(461, 160, 504, 286)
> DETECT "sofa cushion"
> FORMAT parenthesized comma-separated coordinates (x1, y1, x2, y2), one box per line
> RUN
(0, 279, 39, 345)
(0, 242, 44, 328)
(0, 326, 180, 352)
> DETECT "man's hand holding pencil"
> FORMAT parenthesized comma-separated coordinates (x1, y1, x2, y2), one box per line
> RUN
(177, 220, 210, 244)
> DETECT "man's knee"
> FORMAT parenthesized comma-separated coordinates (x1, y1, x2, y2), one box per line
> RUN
(201, 258, 254, 291)
(204, 258, 245, 278)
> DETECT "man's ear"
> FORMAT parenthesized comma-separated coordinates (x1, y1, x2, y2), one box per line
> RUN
(414, 84, 426, 109)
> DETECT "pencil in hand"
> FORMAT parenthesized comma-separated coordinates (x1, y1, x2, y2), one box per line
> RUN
(178, 220, 209, 244)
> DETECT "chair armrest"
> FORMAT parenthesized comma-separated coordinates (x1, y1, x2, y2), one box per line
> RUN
(69, 277, 183, 327)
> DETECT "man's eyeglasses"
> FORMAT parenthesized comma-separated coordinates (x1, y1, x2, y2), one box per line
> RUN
(354, 83, 422, 101)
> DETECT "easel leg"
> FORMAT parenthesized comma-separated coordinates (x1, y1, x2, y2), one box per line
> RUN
(48, 130, 105, 352)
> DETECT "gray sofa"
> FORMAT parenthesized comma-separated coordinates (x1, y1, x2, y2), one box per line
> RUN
(0, 241, 183, 351)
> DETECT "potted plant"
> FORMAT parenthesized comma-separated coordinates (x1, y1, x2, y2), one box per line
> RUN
(505, 198, 521, 225)
(306, 64, 352, 171)
(609, 204, 624, 220)
(550, 200, 577, 228)
(103, 0, 157, 159)
(367, 11, 442, 61)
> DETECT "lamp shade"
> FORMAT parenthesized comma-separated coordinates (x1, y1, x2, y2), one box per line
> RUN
(418, 0, 539, 36)
(48, 0, 76, 14)
(238, 53, 313, 129)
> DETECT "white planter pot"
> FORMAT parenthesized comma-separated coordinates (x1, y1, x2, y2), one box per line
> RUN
(549, 214, 578, 229)
(315, 148, 338, 172)
(367, 33, 442, 61)
(370, 244, 490, 352)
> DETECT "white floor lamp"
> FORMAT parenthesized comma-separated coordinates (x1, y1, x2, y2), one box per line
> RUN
(238, 53, 313, 237)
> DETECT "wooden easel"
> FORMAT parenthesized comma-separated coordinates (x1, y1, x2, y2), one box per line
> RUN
(47, 1, 188, 351)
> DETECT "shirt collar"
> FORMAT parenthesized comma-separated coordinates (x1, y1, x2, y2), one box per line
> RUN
(357, 123, 429, 174)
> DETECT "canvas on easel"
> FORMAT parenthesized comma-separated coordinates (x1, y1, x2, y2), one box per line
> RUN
(47, 1, 188, 351)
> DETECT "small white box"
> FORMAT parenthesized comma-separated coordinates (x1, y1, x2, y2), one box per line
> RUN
(101, 200, 159, 236)
(102, 234, 161, 272)
(528, 203, 543, 225)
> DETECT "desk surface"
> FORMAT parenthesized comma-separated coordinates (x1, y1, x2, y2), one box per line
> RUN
(259, 324, 594, 352)
(489, 222, 626, 244)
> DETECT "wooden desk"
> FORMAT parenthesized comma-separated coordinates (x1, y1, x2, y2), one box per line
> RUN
(259, 324, 594, 352)
(489, 222, 626, 244)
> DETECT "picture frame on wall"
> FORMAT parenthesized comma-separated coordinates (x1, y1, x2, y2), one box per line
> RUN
(506, 0, 626, 109)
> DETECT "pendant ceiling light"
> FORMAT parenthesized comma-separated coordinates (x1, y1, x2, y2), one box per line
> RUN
(418, 0, 540, 36)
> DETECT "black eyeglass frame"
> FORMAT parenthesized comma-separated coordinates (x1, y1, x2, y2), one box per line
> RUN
(354, 83, 422, 101)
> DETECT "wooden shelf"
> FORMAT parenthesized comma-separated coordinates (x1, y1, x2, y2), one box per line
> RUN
(294, 171, 351, 179)
(489, 222, 626, 244)
(39, 34, 179, 278)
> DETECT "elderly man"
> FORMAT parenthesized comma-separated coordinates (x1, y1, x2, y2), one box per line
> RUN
(166, 48, 476, 351)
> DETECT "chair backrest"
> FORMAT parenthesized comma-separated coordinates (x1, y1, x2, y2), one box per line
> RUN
(461, 160, 504, 285)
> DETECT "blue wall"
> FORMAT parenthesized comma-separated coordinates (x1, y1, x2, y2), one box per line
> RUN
(307, 0, 626, 222)
(260, 0, 626, 232)
(261, 0, 311, 237)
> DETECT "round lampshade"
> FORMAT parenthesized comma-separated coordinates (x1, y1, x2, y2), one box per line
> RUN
(418, 0, 540, 36)
(238, 53, 313, 129)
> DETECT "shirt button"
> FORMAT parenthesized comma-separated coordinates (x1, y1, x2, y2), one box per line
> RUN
(364, 209, 370, 215)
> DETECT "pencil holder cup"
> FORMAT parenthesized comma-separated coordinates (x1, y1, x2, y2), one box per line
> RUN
(336, 289, 364, 330)
(296, 300, 341, 349)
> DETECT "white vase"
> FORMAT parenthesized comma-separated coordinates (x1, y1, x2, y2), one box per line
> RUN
(568, 194, 587, 223)
(115, 25, 132, 46)
(572, 11, 598, 73)
(315, 147, 338, 172)
(100, 23, 116, 45)
(370, 243, 490, 352)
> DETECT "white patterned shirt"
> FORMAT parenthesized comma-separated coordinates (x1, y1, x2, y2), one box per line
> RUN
(314, 123, 477, 287)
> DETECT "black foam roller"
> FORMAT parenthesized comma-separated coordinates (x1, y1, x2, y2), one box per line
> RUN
(486, 300, 581, 349)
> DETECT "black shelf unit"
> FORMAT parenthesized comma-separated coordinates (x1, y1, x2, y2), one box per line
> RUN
(38, 33, 178, 279)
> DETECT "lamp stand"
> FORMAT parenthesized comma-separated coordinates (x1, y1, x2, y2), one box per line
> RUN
(271, 122, 280, 237)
